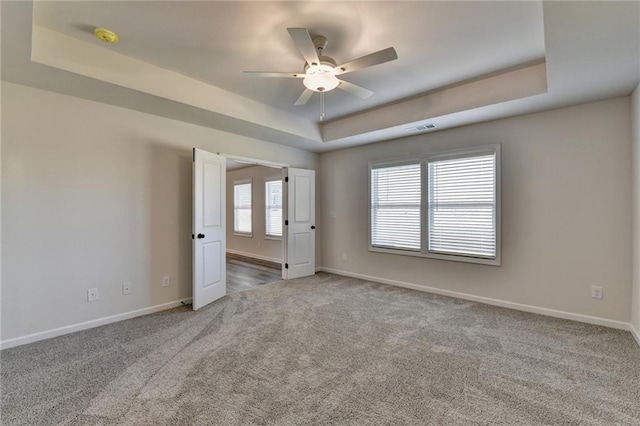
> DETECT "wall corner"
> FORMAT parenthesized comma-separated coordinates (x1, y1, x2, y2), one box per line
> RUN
(631, 82, 640, 334)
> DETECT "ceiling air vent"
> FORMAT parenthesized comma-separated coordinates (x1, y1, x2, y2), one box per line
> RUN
(406, 123, 437, 132)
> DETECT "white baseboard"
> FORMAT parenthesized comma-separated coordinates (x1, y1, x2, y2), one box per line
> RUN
(318, 267, 634, 333)
(0, 298, 192, 350)
(631, 324, 640, 347)
(4, 271, 637, 350)
(226, 249, 281, 264)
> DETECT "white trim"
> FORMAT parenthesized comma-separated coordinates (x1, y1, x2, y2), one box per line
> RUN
(317, 267, 633, 332)
(368, 246, 500, 266)
(0, 298, 192, 350)
(233, 178, 252, 185)
(631, 324, 640, 347)
(219, 153, 288, 169)
(226, 248, 281, 264)
(232, 232, 253, 237)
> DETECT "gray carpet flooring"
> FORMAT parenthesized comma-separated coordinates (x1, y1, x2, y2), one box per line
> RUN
(2, 273, 639, 425)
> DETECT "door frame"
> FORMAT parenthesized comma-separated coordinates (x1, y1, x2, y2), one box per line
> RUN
(219, 153, 290, 280)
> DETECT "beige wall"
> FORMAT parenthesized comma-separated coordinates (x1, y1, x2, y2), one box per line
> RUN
(2, 80, 636, 344)
(1, 82, 318, 342)
(226, 165, 283, 262)
(632, 83, 640, 335)
(319, 97, 632, 322)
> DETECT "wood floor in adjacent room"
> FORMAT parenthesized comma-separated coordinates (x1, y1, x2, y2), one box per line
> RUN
(226, 253, 282, 294)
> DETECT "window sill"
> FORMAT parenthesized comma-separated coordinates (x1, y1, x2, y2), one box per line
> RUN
(265, 235, 282, 241)
(368, 246, 501, 266)
(233, 232, 253, 238)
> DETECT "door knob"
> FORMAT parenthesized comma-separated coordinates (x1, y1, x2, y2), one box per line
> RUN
(197, 233, 205, 239)
(310, 226, 316, 230)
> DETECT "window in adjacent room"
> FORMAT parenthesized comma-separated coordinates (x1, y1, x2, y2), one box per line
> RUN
(369, 145, 500, 265)
(265, 178, 283, 238)
(233, 179, 252, 235)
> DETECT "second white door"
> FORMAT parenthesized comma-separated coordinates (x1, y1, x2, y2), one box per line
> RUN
(285, 168, 316, 279)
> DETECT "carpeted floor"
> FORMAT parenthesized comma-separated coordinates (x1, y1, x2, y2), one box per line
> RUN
(2, 273, 639, 425)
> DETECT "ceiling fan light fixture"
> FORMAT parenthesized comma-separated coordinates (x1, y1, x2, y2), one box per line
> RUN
(303, 73, 340, 92)
(243, 28, 398, 106)
(303, 62, 339, 92)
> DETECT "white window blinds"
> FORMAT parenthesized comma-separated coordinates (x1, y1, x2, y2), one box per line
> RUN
(265, 179, 283, 237)
(428, 153, 496, 259)
(371, 163, 421, 250)
(234, 182, 252, 234)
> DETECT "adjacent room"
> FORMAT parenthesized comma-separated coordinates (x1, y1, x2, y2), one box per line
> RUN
(225, 160, 285, 293)
(2, 1, 639, 424)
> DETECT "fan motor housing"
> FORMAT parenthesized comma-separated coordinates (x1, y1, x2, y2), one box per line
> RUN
(304, 56, 337, 72)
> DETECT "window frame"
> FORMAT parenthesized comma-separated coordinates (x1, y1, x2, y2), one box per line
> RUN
(264, 177, 283, 240)
(369, 158, 423, 252)
(233, 178, 253, 237)
(368, 144, 501, 266)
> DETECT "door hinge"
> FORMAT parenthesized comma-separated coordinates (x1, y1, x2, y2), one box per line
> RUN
(285, 176, 289, 183)
(285, 220, 288, 226)
(191, 233, 194, 239)
(192, 148, 195, 163)
(285, 263, 289, 269)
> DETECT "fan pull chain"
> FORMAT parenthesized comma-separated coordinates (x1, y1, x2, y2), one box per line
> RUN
(318, 43, 325, 122)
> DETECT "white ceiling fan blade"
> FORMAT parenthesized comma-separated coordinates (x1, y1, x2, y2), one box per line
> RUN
(287, 28, 320, 66)
(337, 80, 374, 99)
(334, 47, 398, 75)
(243, 71, 304, 78)
(294, 89, 314, 105)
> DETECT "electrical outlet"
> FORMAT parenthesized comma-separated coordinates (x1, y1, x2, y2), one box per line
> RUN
(591, 286, 603, 299)
(341, 253, 347, 261)
(87, 288, 99, 302)
(122, 282, 132, 295)
(162, 276, 170, 287)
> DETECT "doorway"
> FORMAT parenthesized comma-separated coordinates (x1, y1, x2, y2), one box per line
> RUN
(225, 159, 285, 293)
(192, 149, 316, 310)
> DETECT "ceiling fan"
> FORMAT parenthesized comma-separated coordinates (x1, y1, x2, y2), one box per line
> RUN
(243, 28, 398, 115)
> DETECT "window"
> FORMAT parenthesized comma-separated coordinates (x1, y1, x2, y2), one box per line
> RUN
(233, 180, 252, 235)
(369, 145, 500, 265)
(428, 153, 496, 259)
(265, 179, 283, 238)
(370, 162, 421, 250)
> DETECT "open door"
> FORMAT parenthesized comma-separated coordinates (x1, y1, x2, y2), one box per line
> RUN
(192, 148, 226, 310)
(285, 168, 316, 279)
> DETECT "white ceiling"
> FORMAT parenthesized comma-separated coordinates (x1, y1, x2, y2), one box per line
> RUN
(31, 1, 546, 121)
(2, 1, 639, 153)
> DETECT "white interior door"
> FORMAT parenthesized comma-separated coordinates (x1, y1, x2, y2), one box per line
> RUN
(285, 168, 315, 279)
(192, 148, 226, 310)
